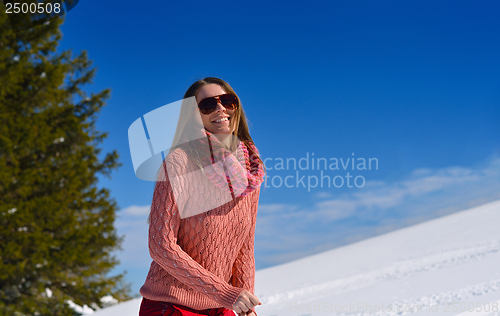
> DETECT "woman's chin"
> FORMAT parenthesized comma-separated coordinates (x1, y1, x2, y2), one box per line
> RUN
(207, 126, 232, 134)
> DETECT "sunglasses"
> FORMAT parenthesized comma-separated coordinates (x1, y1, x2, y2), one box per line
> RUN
(197, 93, 238, 115)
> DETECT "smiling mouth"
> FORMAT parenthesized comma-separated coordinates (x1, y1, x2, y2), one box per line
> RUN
(212, 117, 229, 123)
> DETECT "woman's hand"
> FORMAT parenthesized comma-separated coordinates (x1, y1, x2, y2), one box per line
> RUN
(232, 290, 261, 314)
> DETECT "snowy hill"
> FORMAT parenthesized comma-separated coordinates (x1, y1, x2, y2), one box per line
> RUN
(92, 199, 500, 316)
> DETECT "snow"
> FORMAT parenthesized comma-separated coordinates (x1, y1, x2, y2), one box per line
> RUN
(92, 199, 500, 316)
(100, 295, 119, 306)
(66, 300, 95, 314)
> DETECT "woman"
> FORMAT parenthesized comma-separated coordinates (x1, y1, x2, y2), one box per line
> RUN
(139, 77, 266, 316)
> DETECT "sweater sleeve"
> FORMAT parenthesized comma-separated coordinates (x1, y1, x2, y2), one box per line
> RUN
(230, 214, 256, 294)
(148, 150, 245, 310)
(230, 193, 259, 316)
(232, 238, 258, 316)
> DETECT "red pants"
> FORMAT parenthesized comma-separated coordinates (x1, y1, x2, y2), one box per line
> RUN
(139, 298, 235, 316)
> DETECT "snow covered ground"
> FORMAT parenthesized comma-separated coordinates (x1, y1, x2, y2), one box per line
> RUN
(92, 199, 500, 316)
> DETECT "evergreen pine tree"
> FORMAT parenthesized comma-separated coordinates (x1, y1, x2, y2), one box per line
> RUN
(0, 7, 131, 316)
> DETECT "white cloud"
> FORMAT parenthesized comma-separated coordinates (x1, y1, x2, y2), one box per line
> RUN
(120, 205, 150, 216)
(314, 191, 334, 199)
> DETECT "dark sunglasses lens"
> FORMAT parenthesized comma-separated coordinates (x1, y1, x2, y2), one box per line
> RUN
(198, 97, 217, 114)
(219, 94, 237, 108)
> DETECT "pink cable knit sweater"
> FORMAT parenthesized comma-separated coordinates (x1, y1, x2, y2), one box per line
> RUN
(139, 147, 261, 315)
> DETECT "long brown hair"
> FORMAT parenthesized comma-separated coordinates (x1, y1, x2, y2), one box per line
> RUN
(169, 77, 267, 178)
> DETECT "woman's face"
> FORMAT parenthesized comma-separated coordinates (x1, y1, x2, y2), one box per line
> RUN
(196, 84, 236, 135)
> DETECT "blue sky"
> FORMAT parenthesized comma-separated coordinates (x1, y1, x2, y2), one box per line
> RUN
(54, 0, 500, 295)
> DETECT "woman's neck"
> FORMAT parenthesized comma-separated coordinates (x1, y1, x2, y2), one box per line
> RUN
(215, 133, 232, 149)
(205, 129, 234, 150)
